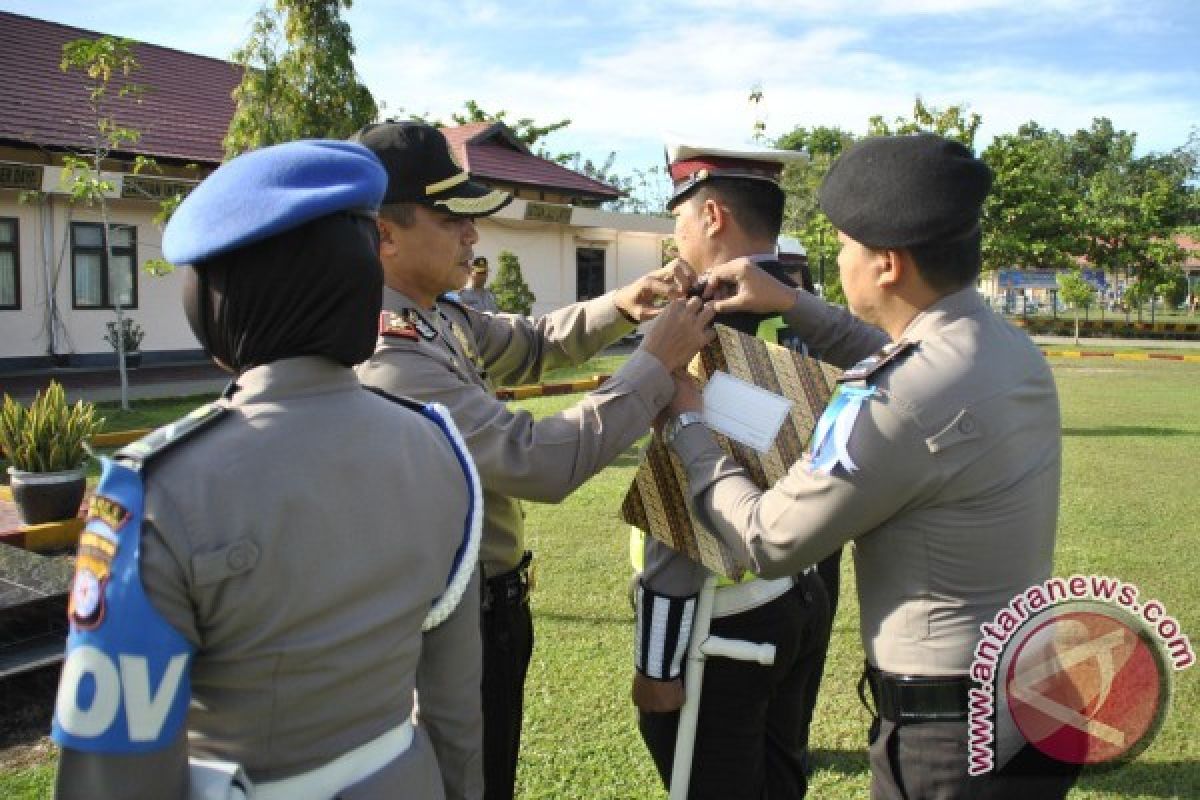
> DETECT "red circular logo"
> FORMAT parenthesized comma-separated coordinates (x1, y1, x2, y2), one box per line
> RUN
(1005, 605, 1169, 766)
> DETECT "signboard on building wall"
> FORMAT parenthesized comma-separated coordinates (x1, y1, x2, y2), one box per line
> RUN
(997, 268, 1108, 289)
(0, 162, 42, 191)
(524, 201, 572, 224)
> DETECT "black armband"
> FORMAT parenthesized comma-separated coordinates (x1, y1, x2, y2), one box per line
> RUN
(633, 581, 697, 680)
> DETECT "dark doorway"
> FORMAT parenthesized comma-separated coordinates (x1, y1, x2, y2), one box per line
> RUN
(576, 247, 605, 301)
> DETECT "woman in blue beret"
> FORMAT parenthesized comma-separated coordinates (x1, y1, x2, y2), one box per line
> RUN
(52, 141, 484, 800)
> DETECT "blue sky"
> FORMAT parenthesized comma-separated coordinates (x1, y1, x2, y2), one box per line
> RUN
(5, 0, 1197, 177)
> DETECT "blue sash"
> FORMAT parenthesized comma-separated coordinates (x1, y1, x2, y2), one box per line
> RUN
(52, 458, 195, 753)
(809, 384, 876, 475)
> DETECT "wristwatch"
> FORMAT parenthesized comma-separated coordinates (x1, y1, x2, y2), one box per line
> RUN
(664, 411, 705, 446)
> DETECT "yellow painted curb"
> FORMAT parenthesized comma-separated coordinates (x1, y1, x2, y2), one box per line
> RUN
(1113, 353, 1149, 360)
(92, 428, 151, 448)
(1, 517, 84, 552)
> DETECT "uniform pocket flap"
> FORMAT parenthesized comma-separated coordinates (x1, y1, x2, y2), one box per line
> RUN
(925, 409, 982, 454)
(192, 538, 260, 586)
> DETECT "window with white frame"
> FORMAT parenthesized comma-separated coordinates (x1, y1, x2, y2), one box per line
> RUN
(0, 218, 17, 309)
(72, 222, 137, 309)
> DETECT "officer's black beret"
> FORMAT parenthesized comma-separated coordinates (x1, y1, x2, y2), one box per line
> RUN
(818, 134, 992, 249)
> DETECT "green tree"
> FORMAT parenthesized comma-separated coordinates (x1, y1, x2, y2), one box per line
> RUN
(59, 36, 154, 410)
(982, 123, 1078, 272)
(1073, 120, 1191, 303)
(775, 125, 855, 302)
(492, 250, 536, 315)
(867, 96, 981, 149)
(1056, 270, 1095, 344)
(225, 0, 377, 157)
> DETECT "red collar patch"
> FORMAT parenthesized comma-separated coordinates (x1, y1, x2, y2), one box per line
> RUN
(379, 311, 419, 341)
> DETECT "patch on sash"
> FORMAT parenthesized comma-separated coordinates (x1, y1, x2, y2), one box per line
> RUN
(87, 494, 130, 532)
(69, 528, 117, 629)
(838, 340, 915, 384)
(379, 310, 418, 340)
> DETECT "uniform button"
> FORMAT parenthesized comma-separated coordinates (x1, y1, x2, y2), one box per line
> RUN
(957, 416, 976, 435)
(226, 542, 255, 572)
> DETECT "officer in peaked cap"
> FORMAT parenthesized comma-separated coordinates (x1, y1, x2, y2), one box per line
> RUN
(54, 139, 486, 800)
(460, 256, 500, 313)
(352, 120, 717, 800)
(630, 137, 834, 799)
(664, 133, 1080, 798)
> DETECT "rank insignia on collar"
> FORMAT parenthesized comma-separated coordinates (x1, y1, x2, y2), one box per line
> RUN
(838, 340, 916, 384)
(401, 308, 438, 341)
(379, 310, 419, 341)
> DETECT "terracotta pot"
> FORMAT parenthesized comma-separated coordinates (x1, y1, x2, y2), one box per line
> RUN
(7, 467, 87, 526)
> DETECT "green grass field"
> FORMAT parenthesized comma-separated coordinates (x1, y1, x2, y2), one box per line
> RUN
(2, 354, 1197, 798)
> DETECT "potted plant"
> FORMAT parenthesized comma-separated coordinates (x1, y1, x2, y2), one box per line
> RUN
(104, 317, 145, 369)
(1, 381, 103, 526)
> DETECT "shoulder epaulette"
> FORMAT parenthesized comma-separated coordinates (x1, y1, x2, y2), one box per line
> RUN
(364, 385, 427, 415)
(116, 402, 228, 469)
(437, 294, 471, 317)
(838, 340, 916, 385)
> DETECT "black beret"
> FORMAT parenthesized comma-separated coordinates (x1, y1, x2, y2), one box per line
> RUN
(818, 134, 992, 249)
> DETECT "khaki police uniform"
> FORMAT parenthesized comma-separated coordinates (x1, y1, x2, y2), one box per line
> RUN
(359, 287, 673, 579)
(57, 357, 484, 800)
(357, 286, 673, 797)
(670, 286, 1072, 797)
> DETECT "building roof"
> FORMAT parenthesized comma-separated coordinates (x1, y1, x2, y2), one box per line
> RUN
(441, 122, 621, 201)
(0, 11, 241, 165)
(1178, 234, 1199, 269)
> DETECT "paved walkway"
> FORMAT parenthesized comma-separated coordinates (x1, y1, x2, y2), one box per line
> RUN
(2, 361, 230, 404)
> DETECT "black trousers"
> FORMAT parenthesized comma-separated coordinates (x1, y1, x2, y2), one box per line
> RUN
(868, 716, 1081, 800)
(801, 548, 842, 776)
(481, 592, 534, 800)
(639, 574, 831, 800)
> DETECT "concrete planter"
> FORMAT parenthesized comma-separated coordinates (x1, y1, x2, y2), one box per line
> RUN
(6, 467, 87, 526)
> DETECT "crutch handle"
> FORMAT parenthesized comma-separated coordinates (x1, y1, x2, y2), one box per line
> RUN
(700, 635, 776, 666)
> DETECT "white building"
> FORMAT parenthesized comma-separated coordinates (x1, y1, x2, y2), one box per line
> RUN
(0, 12, 671, 372)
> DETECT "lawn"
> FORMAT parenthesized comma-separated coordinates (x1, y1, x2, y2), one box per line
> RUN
(2, 354, 1197, 798)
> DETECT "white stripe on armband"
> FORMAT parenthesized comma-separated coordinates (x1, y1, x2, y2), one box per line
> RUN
(634, 583, 697, 681)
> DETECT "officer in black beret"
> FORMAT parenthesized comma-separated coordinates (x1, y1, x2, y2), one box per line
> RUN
(53, 140, 485, 800)
(661, 133, 1080, 799)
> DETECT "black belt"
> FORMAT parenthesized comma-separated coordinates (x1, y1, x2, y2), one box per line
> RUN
(481, 551, 532, 612)
(859, 663, 970, 723)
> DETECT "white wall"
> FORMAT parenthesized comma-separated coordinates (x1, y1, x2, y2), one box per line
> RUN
(2, 191, 672, 365)
(478, 199, 672, 317)
(0, 190, 197, 363)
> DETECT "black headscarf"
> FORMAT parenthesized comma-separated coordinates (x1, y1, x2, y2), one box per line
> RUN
(182, 212, 382, 372)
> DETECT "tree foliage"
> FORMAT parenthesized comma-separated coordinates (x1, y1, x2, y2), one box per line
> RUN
(225, 0, 377, 157)
(867, 96, 982, 149)
(60, 35, 153, 409)
(1056, 270, 1095, 344)
(492, 250, 536, 316)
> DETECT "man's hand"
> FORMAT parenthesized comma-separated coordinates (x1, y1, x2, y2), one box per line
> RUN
(702, 257, 799, 315)
(614, 259, 698, 322)
(638, 297, 717, 372)
(632, 673, 686, 713)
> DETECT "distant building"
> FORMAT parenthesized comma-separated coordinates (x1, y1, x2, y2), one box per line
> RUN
(0, 11, 670, 372)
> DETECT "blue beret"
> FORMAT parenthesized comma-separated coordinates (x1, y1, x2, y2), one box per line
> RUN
(163, 140, 387, 265)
